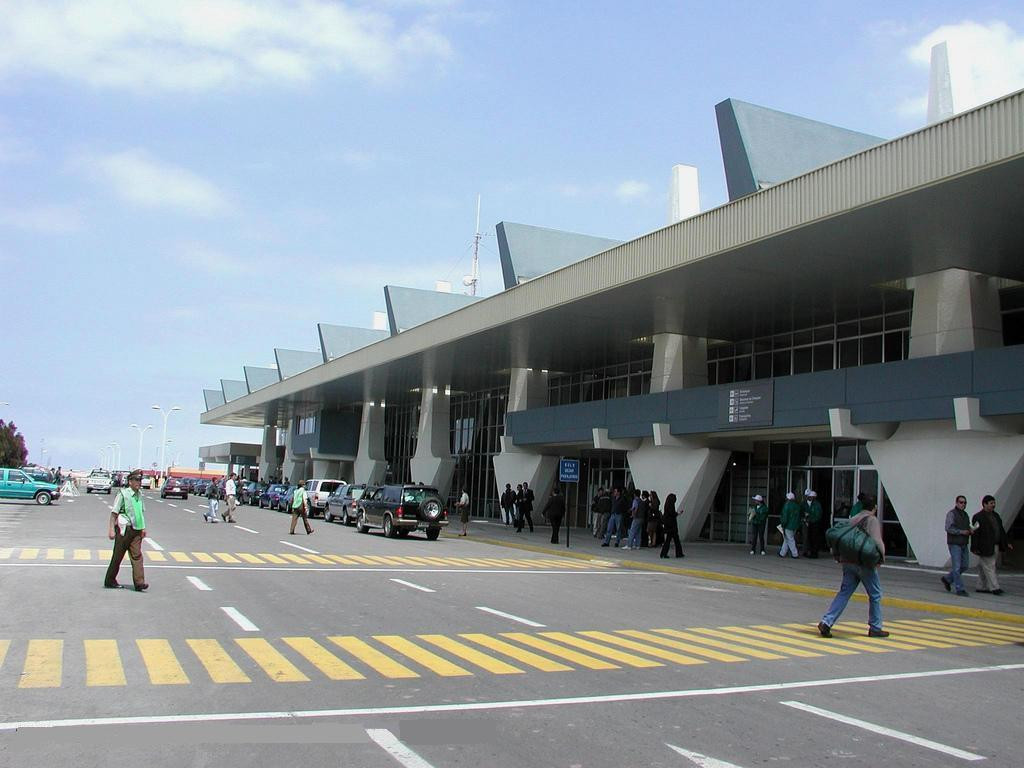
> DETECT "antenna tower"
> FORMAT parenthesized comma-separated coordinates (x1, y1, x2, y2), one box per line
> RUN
(463, 195, 481, 296)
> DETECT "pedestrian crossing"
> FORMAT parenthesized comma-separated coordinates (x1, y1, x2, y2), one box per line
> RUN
(1, 618, 1019, 690)
(0, 546, 606, 570)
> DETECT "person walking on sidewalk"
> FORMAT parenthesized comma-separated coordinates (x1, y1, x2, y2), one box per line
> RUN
(971, 495, 1012, 595)
(594, 488, 611, 538)
(803, 489, 824, 558)
(601, 487, 627, 547)
(457, 487, 470, 536)
(204, 478, 220, 523)
(817, 496, 888, 638)
(779, 492, 801, 558)
(749, 494, 768, 555)
(517, 482, 535, 532)
(500, 483, 516, 526)
(660, 493, 684, 558)
(289, 480, 314, 535)
(104, 470, 149, 592)
(624, 490, 646, 551)
(543, 486, 565, 544)
(941, 494, 972, 596)
(647, 491, 662, 548)
(222, 472, 238, 523)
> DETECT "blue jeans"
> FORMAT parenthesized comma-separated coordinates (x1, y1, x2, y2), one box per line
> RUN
(602, 514, 623, 545)
(947, 544, 969, 593)
(822, 564, 883, 632)
(627, 518, 643, 548)
(206, 498, 219, 520)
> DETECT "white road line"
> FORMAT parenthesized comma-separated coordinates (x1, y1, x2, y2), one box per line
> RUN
(187, 509, 195, 514)
(144, 538, 164, 551)
(366, 728, 437, 768)
(279, 540, 319, 554)
(167, 503, 178, 508)
(235, 526, 259, 534)
(220, 606, 259, 632)
(186, 576, 212, 591)
(475, 606, 545, 627)
(390, 578, 436, 593)
(779, 701, 986, 761)
(4, 663, 1022, 731)
(666, 743, 747, 768)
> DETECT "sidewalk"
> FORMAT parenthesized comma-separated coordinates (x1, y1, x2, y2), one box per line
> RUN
(457, 518, 1024, 623)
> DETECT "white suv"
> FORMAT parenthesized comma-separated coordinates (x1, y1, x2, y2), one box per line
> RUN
(304, 479, 345, 518)
(86, 470, 112, 494)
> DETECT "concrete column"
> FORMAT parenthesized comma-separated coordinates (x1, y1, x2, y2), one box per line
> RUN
(354, 401, 387, 485)
(410, 387, 456, 499)
(312, 459, 340, 479)
(909, 269, 1002, 358)
(626, 426, 731, 541)
(493, 368, 558, 502)
(650, 333, 707, 392)
(259, 424, 279, 481)
(867, 421, 1024, 567)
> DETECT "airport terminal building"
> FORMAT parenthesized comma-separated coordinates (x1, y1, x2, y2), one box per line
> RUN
(201, 90, 1024, 568)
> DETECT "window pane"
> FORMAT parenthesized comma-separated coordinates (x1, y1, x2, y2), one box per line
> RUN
(884, 331, 904, 362)
(886, 311, 910, 330)
(858, 442, 873, 465)
(836, 321, 858, 339)
(772, 349, 791, 377)
(734, 355, 752, 382)
(773, 333, 792, 349)
(718, 358, 735, 384)
(706, 362, 717, 385)
(814, 325, 835, 342)
(811, 440, 831, 466)
(790, 442, 810, 466)
(754, 353, 772, 379)
(812, 343, 833, 372)
(834, 440, 857, 465)
(792, 346, 812, 374)
(793, 330, 812, 346)
(861, 335, 883, 365)
(770, 443, 789, 466)
(838, 339, 858, 368)
(860, 316, 883, 334)
(735, 341, 752, 356)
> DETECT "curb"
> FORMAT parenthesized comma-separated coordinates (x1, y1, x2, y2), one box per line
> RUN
(455, 534, 1024, 626)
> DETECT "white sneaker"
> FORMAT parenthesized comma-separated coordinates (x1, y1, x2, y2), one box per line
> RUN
(620, 545, 631, 550)
(749, 550, 755, 555)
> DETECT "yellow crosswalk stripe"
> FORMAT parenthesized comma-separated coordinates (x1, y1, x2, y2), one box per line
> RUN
(46, 548, 64, 560)
(236, 553, 265, 564)
(19, 548, 39, 560)
(539, 632, 662, 668)
(258, 553, 288, 564)
(360, 555, 396, 564)
(400, 556, 435, 565)
(940, 618, 1024, 640)
(617, 630, 746, 662)
(192, 552, 217, 563)
(281, 637, 364, 680)
(417, 635, 524, 674)
(235, 638, 309, 682)
(884, 621, 984, 646)
(137, 639, 189, 684)
(695, 627, 824, 658)
(748, 625, 860, 655)
(921, 619, 1021, 643)
(73, 549, 91, 560)
(305, 555, 333, 564)
(169, 552, 193, 563)
(328, 636, 419, 679)
(459, 633, 573, 672)
(345, 555, 376, 565)
(779, 624, 896, 653)
(213, 552, 240, 563)
(281, 554, 311, 564)
(828, 624, 932, 650)
(832, 622, 954, 649)
(96, 549, 108, 559)
(84, 640, 126, 686)
(374, 635, 473, 677)
(0, 639, 8, 669)
(148, 551, 167, 562)
(502, 632, 619, 670)
(20, 639, 62, 688)
(653, 628, 788, 660)
(580, 631, 706, 665)
(324, 555, 359, 564)
(0, 548, 12, 559)
(187, 639, 250, 683)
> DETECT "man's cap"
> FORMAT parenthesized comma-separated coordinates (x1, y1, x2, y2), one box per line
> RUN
(804, 488, 813, 496)
(808, 490, 818, 498)
(127, 470, 143, 481)
(752, 494, 764, 502)
(786, 491, 796, 500)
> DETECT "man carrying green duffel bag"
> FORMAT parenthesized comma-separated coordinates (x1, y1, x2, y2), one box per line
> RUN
(817, 496, 889, 638)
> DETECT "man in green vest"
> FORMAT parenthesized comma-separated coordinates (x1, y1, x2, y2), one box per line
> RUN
(289, 480, 314, 535)
(748, 494, 769, 555)
(779, 491, 801, 559)
(803, 489, 825, 559)
(104, 470, 148, 591)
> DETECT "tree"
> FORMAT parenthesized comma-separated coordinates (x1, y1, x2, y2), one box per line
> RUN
(0, 420, 28, 468)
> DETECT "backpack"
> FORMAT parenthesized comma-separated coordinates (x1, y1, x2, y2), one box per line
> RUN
(825, 518, 882, 567)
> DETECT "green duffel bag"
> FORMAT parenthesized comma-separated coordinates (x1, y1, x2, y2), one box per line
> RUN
(825, 518, 882, 567)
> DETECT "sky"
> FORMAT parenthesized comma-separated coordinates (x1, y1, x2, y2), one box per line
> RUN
(2, 1, 1023, 472)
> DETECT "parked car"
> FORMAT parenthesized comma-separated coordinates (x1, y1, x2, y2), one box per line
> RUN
(160, 477, 189, 500)
(86, 469, 113, 494)
(356, 483, 447, 539)
(325, 483, 368, 525)
(140, 475, 153, 489)
(0, 467, 61, 505)
(304, 479, 345, 518)
(193, 478, 211, 496)
(240, 481, 264, 505)
(258, 483, 290, 509)
(274, 484, 297, 511)
(179, 477, 197, 493)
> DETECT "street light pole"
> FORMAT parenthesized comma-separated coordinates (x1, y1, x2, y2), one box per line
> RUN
(111, 442, 121, 471)
(130, 424, 153, 469)
(152, 405, 182, 478)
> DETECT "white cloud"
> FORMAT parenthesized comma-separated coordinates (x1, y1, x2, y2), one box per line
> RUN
(557, 179, 652, 204)
(0, 0, 454, 92)
(614, 180, 650, 202)
(173, 242, 253, 273)
(82, 149, 230, 216)
(0, 204, 83, 233)
(902, 21, 1024, 118)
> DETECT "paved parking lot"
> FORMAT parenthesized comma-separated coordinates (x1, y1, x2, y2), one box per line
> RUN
(1, 491, 1022, 767)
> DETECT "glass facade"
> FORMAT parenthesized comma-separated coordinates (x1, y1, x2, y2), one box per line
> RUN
(548, 341, 654, 406)
(707, 288, 913, 386)
(383, 397, 418, 485)
(448, 385, 508, 517)
(1001, 285, 1024, 347)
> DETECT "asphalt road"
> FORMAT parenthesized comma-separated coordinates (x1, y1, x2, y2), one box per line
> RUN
(0, 490, 1021, 768)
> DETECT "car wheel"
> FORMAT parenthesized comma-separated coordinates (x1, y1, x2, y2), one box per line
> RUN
(86, 488, 91, 494)
(426, 527, 440, 541)
(35, 491, 52, 506)
(107, 489, 112, 494)
(259, 499, 265, 508)
(324, 505, 333, 523)
(383, 514, 396, 539)
(357, 511, 369, 534)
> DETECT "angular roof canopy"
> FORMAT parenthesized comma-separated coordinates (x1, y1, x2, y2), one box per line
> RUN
(384, 285, 482, 334)
(203, 388, 226, 411)
(274, 348, 322, 379)
(220, 379, 248, 402)
(244, 366, 280, 393)
(495, 221, 622, 290)
(716, 98, 885, 201)
(318, 324, 389, 362)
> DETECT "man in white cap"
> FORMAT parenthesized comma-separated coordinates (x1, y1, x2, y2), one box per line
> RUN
(779, 491, 801, 558)
(748, 494, 769, 555)
(803, 489, 825, 559)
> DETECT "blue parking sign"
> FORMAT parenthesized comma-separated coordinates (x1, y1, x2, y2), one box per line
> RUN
(559, 458, 580, 483)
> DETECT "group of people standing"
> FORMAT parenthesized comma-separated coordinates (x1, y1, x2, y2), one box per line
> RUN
(592, 487, 685, 558)
(499, 482, 537, 533)
(943, 493, 1012, 596)
(747, 488, 826, 559)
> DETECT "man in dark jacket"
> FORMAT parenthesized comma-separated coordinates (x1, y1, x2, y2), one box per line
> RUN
(941, 494, 972, 597)
(516, 482, 535, 532)
(601, 487, 627, 547)
(500, 483, 516, 526)
(594, 489, 612, 539)
(971, 495, 1012, 595)
(544, 487, 566, 544)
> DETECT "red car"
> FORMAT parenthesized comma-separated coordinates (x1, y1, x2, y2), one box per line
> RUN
(160, 477, 189, 500)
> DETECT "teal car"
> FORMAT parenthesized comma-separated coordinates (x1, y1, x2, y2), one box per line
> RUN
(0, 467, 61, 505)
